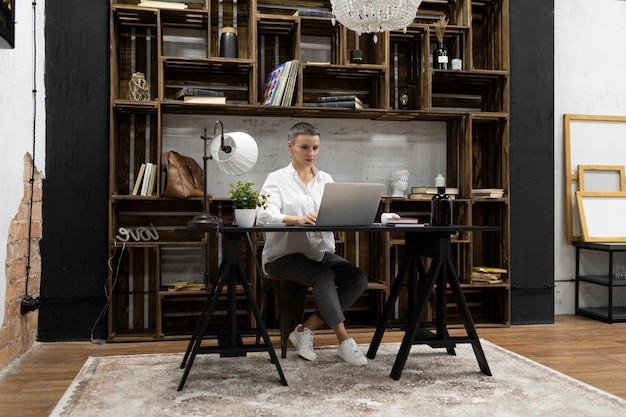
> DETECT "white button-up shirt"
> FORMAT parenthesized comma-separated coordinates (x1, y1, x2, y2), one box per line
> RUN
(256, 163, 335, 266)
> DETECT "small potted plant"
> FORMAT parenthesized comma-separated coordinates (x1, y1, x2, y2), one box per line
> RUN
(227, 180, 268, 227)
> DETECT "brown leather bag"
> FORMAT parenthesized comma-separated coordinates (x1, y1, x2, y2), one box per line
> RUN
(162, 151, 208, 199)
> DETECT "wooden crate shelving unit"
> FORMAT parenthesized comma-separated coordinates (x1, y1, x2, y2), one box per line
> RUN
(108, 0, 510, 340)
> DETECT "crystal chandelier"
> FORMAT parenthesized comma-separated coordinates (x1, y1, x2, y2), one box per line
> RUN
(330, 0, 423, 42)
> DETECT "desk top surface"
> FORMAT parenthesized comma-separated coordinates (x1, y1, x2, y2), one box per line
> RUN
(180, 224, 499, 234)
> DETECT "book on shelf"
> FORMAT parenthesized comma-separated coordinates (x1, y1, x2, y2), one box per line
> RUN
(278, 60, 298, 106)
(410, 186, 459, 195)
(140, 163, 153, 196)
(165, 280, 206, 292)
(139, 0, 187, 9)
(471, 272, 504, 284)
(292, 9, 333, 18)
(131, 163, 147, 196)
(472, 266, 507, 284)
(317, 95, 363, 105)
(386, 217, 420, 225)
(472, 188, 505, 198)
(178, 96, 227, 104)
(316, 100, 363, 109)
(146, 162, 157, 196)
(473, 266, 508, 274)
(173, 87, 224, 100)
(409, 193, 456, 200)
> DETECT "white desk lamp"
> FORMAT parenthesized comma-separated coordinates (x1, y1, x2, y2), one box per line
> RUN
(188, 120, 258, 227)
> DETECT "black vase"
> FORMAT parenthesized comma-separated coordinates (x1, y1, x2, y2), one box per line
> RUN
(433, 42, 449, 70)
(219, 27, 238, 58)
(350, 49, 363, 64)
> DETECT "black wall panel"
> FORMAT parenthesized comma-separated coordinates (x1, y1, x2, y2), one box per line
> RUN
(39, 1, 110, 341)
(509, 0, 555, 324)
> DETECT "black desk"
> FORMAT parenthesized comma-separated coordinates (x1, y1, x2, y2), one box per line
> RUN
(366, 224, 497, 380)
(177, 224, 497, 389)
(177, 225, 288, 390)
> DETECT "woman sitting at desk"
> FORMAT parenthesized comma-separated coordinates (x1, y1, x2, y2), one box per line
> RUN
(256, 122, 368, 366)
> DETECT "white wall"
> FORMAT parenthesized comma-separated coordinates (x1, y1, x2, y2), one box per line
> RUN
(0, 4, 45, 327)
(162, 115, 448, 197)
(554, 0, 626, 313)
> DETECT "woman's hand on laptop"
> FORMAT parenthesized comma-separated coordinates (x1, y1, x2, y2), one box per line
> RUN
(283, 213, 318, 225)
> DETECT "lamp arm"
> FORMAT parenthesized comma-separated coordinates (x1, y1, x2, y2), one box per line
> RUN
(211, 119, 232, 154)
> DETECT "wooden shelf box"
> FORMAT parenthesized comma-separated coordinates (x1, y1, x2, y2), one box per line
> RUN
(108, 0, 512, 340)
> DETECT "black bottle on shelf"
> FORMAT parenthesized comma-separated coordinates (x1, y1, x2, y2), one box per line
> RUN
(433, 42, 449, 70)
(430, 174, 453, 225)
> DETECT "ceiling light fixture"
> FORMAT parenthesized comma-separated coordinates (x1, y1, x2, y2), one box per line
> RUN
(330, 0, 423, 42)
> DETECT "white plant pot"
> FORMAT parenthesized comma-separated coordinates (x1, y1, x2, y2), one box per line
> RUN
(234, 208, 256, 227)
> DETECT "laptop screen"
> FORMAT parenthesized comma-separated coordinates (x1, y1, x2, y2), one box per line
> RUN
(314, 183, 385, 226)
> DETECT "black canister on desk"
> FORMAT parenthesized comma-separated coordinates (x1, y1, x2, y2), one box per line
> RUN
(430, 173, 453, 225)
(219, 26, 238, 58)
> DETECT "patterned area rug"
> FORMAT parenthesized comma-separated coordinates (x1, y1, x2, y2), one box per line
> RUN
(50, 340, 626, 417)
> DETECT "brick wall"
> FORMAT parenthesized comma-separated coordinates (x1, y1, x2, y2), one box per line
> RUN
(0, 154, 42, 371)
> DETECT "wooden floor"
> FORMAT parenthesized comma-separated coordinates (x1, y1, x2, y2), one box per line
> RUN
(1, 314, 625, 417)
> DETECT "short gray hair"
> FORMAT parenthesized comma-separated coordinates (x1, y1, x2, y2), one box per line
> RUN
(288, 122, 320, 143)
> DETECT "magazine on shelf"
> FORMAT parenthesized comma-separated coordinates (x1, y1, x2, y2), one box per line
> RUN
(280, 60, 299, 106)
(261, 62, 287, 106)
(271, 60, 293, 106)
(261, 60, 298, 106)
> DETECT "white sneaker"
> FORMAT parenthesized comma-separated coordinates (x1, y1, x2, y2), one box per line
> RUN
(337, 337, 368, 366)
(289, 325, 317, 361)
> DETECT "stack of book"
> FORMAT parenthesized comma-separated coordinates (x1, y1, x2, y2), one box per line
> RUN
(292, 9, 333, 18)
(471, 266, 507, 284)
(316, 95, 363, 109)
(139, 0, 187, 9)
(261, 60, 299, 106)
(131, 163, 158, 196)
(472, 188, 505, 199)
(409, 186, 459, 200)
(385, 217, 422, 226)
(174, 87, 226, 104)
(165, 280, 206, 292)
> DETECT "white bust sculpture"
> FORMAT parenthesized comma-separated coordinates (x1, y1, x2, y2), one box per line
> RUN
(390, 170, 409, 197)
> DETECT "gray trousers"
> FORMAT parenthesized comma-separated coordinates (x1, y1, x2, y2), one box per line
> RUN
(264, 252, 368, 327)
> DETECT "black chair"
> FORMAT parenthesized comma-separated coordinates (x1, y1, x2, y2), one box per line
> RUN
(258, 275, 309, 358)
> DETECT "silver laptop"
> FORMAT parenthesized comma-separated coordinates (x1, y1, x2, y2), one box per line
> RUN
(314, 183, 385, 226)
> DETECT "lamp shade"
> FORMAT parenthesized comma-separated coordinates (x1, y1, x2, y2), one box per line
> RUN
(210, 131, 258, 176)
